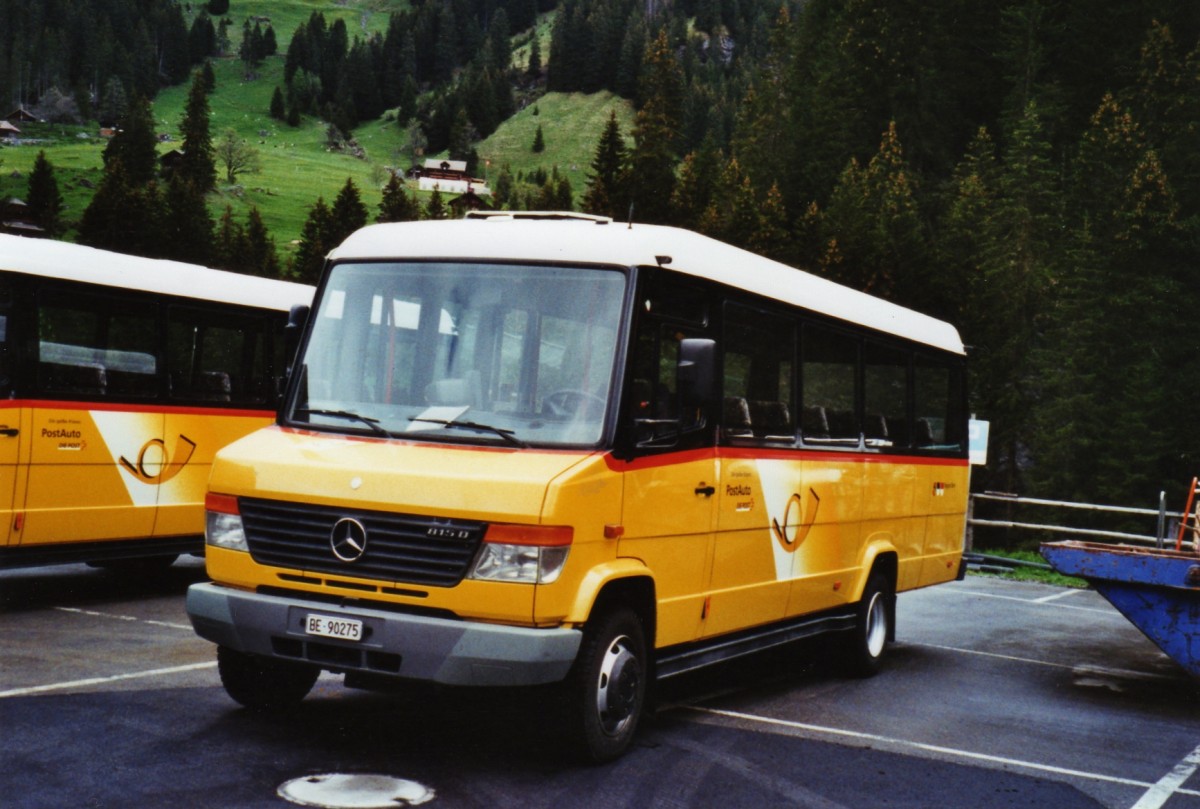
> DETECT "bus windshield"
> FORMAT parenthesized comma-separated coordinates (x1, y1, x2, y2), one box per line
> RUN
(289, 261, 627, 447)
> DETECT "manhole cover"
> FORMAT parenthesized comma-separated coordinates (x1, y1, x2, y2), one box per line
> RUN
(278, 774, 436, 808)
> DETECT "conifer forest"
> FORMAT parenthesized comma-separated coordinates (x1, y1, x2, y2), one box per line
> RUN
(2, 0, 1200, 518)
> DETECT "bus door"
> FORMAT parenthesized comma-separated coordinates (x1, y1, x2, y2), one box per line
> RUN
(17, 286, 164, 548)
(707, 306, 797, 636)
(617, 315, 717, 649)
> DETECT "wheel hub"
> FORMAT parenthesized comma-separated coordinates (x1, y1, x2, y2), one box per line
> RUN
(596, 636, 642, 734)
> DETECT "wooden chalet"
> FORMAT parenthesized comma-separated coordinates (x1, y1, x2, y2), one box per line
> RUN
(414, 159, 491, 196)
(6, 106, 37, 123)
(1, 198, 43, 236)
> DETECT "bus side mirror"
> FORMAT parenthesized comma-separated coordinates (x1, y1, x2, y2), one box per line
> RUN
(285, 304, 309, 376)
(678, 338, 716, 412)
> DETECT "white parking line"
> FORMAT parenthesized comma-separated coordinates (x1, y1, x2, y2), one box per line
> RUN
(0, 661, 217, 699)
(911, 642, 1176, 682)
(1033, 588, 1085, 604)
(54, 606, 192, 631)
(686, 706, 1200, 799)
(945, 588, 1114, 615)
(1129, 743, 1200, 809)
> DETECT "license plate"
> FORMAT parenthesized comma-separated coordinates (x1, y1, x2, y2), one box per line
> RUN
(304, 613, 364, 642)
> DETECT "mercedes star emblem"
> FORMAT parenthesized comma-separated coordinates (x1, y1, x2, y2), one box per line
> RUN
(330, 517, 368, 562)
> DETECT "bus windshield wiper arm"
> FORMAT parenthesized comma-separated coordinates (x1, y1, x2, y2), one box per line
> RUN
(295, 408, 393, 438)
(407, 417, 526, 447)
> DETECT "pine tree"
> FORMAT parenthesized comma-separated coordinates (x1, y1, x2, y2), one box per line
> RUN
(939, 126, 1000, 331)
(98, 78, 129, 128)
(820, 122, 926, 304)
(582, 110, 628, 219)
(292, 197, 333, 284)
(627, 30, 684, 224)
(669, 141, 721, 231)
(527, 34, 542, 79)
(425, 188, 448, 220)
(493, 165, 516, 209)
(26, 151, 65, 237)
(554, 172, 574, 211)
(179, 72, 217, 193)
(270, 86, 286, 120)
(733, 8, 799, 216)
(532, 124, 545, 153)
(78, 167, 163, 258)
(245, 207, 281, 277)
(1122, 21, 1200, 219)
(200, 61, 217, 94)
(614, 13, 646, 99)
(488, 9, 512, 73)
(103, 94, 158, 185)
(330, 178, 369, 246)
(161, 177, 215, 265)
(377, 174, 421, 222)
(977, 101, 1062, 495)
(752, 183, 790, 262)
(214, 205, 248, 272)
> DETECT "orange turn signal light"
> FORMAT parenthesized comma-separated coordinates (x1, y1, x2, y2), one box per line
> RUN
(483, 524, 573, 547)
(205, 492, 240, 515)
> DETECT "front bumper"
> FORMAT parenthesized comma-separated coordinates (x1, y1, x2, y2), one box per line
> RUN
(186, 582, 582, 687)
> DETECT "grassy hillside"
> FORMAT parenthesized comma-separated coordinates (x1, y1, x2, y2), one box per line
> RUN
(0, 0, 632, 264)
(222, 0, 403, 49)
(475, 91, 633, 203)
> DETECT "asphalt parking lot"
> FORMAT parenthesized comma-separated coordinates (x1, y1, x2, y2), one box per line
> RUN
(2, 560, 1199, 809)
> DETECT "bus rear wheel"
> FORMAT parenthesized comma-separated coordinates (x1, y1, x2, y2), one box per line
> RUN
(842, 573, 892, 677)
(564, 607, 647, 763)
(217, 646, 319, 711)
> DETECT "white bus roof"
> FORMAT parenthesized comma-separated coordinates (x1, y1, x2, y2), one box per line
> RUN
(0, 234, 313, 312)
(329, 215, 965, 355)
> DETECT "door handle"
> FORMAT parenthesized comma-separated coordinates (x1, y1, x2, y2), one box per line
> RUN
(0, 427, 17, 437)
(695, 484, 715, 497)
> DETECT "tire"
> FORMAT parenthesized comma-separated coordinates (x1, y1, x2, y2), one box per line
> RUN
(217, 646, 319, 711)
(842, 572, 893, 677)
(563, 607, 648, 764)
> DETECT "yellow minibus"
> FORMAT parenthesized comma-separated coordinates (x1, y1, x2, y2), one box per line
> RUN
(0, 235, 313, 569)
(186, 213, 969, 761)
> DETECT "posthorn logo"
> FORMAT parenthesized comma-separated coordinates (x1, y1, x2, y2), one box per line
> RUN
(330, 518, 368, 562)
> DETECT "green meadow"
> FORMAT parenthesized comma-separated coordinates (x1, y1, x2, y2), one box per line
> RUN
(0, 0, 633, 262)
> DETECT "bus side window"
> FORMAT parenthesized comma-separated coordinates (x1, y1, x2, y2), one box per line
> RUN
(863, 342, 910, 448)
(37, 287, 158, 399)
(168, 307, 270, 405)
(914, 353, 966, 451)
(801, 325, 859, 446)
(722, 304, 795, 443)
(628, 320, 692, 444)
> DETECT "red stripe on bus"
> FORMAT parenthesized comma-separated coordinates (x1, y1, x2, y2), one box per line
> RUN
(0, 399, 275, 419)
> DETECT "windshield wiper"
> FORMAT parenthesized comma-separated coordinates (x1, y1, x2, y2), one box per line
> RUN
(295, 408, 394, 438)
(407, 416, 527, 447)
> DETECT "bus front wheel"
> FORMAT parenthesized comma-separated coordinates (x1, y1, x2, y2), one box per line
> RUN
(564, 607, 648, 763)
(217, 646, 318, 711)
(842, 573, 892, 677)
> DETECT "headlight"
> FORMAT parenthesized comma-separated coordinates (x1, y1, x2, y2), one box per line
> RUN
(467, 524, 572, 584)
(205, 493, 248, 552)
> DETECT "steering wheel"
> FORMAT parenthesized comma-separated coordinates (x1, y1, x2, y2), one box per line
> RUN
(543, 389, 605, 419)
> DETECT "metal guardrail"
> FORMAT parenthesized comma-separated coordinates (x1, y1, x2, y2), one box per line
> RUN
(966, 490, 1191, 552)
(964, 552, 1053, 574)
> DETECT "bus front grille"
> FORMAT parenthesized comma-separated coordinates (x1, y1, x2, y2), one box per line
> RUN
(238, 498, 486, 587)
